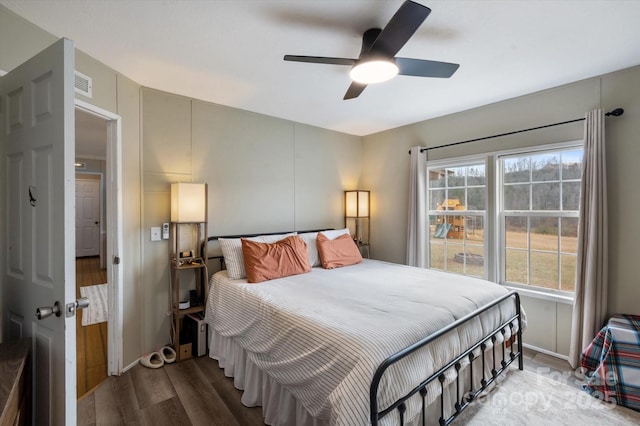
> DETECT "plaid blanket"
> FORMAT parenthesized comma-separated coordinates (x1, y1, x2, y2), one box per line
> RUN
(581, 314, 640, 411)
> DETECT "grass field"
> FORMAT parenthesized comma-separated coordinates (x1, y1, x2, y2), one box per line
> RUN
(430, 229, 577, 292)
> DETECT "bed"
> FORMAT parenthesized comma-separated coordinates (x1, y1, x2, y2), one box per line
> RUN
(203, 230, 524, 425)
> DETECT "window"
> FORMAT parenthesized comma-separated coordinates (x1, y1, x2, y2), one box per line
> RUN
(423, 142, 583, 297)
(428, 161, 487, 278)
(498, 146, 582, 294)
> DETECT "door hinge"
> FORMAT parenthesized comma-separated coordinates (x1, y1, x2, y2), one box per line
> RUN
(113, 255, 120, 265)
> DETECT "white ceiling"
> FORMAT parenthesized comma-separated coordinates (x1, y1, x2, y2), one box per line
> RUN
(3, 0, 640, 137)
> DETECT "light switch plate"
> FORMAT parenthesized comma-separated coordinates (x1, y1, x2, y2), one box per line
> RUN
(151, 226, 161, 242)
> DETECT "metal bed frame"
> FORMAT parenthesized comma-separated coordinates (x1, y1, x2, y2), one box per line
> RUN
(203, 231, 523, 426)
(370, 290, 523, 425)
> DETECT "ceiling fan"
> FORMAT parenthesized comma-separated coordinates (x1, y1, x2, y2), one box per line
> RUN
(283, 1, 459, 100)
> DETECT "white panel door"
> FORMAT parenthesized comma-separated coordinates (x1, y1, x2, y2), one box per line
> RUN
(75, 178, 100, 257)
(1, 38, 76, 425)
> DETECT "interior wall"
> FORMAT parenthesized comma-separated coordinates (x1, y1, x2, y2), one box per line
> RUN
(600, 66, 640, 319)
(4, 3, 638, 362)
(362, 66, 640, 356)
(292, 123, 362, 230)
(0, 4, 144, 364)
(1, 5, 362, 361)
(362, 78, 598, 265)
(0, 5, 56, 71)
(141, 88, 362, 352)
(73, 49, 144, 367)
(141, 88, 191, 350)
(191, 100, 295, 234)
(116, 74, 142, 365)
(191, 102, 362, 235)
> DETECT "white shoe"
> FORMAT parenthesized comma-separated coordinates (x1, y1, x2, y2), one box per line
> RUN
(140, 352, 164, 368)
(159, 345, 177, 364)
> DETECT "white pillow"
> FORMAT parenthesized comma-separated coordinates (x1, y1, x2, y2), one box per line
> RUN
(298, 232, 321, 267)
(219, 233, 297, 279)
(300, 228, 351, 267)
(320, 228, 351, 240)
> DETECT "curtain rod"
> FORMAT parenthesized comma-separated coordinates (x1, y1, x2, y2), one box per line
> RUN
(408, 108, 624, 154)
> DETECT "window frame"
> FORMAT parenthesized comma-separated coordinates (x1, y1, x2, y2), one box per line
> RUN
(423, 140, 583, 302)
(426, 155, 489, 279)
(496, 140, 583, 299)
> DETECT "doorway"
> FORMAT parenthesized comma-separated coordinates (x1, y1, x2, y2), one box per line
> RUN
(76, 175, 102, 259)
(75, 170, 106, 396)
(74, 100, 123, 398)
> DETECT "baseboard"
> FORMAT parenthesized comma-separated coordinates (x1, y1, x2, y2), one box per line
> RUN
(122, 358, 140, 373)
(523, 343, 569, 361)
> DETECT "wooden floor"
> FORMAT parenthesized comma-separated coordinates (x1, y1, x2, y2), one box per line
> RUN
(76, 256, 109, 399)
(522, 346, 583, 391)
(77, 347, 580, 425)
(77, 355, 264, 426)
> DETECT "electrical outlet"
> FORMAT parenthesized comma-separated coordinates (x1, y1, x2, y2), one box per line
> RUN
(151, 227, 161, 242)
(162, 222, 170, 240)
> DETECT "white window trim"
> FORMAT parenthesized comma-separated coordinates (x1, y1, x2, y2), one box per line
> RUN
(427, 155, 489, 279)
(492, 139, 584, 158)
(504, 284, 574, 305)
(423, 140, 583, 302)
(495, 139, 583, 299)
(426, 153, 488, 169)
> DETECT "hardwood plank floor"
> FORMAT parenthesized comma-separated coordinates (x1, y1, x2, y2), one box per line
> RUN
(93, 370, 143, 425)
(78, 348, 581, 425)
(522, 347, 583, 391)
(130, 362, 177, 409)
(76, 256, 109, 399)
(78, 356, 264, 426)
(164, 359, 240, 426)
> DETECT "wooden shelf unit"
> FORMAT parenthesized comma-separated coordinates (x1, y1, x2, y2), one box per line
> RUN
(169, 220, 208, 362)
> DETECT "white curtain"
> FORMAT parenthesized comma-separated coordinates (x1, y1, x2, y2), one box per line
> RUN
(569, 109, 608, 369)
(406, 146, 428, 267)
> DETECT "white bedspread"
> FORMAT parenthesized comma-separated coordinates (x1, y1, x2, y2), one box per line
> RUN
(205, 259, 520, 425)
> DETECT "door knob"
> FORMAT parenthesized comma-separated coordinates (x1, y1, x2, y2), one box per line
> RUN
(65, 297, 90, 318)
(75, 297, 90, 310)
(36, 301, 62, 320)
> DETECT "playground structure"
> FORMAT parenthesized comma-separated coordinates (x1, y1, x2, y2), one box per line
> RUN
(434, 199, 465, 239)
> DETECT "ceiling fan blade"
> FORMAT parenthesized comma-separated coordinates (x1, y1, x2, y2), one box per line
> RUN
(284, 55, 356, 66)
(368, 1, 431, 57)
(396, 57, 460, 78)
(344, 81, 367, 100)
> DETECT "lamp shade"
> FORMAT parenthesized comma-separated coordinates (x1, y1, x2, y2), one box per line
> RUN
(345, 190, 370, 218)
(350, 60, 398, 84)
(171, 182, 206, 223)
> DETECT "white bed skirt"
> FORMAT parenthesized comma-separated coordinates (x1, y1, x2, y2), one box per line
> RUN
(209, 327, 325, 426)
(208, 326, 510, 426)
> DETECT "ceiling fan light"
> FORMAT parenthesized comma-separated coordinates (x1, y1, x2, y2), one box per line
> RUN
(350, 60, 399, 84)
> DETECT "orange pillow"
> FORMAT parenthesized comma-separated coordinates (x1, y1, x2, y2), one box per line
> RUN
(316, 232, 363, 269)
(241, 235, 311, 283)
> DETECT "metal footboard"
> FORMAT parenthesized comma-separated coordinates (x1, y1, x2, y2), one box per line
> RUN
(370, 291, 523, 426)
